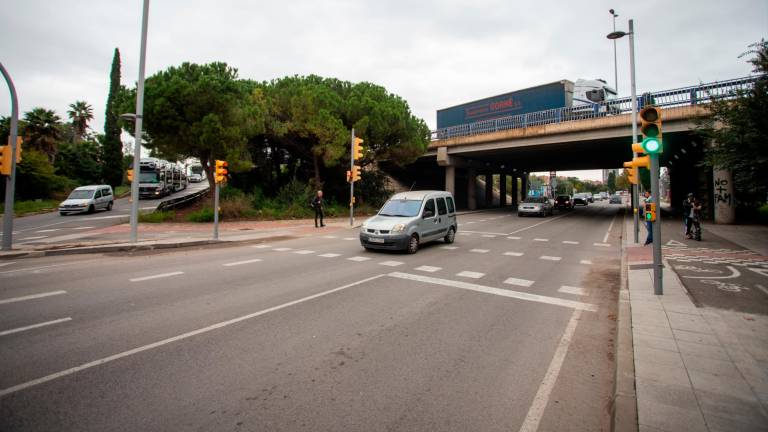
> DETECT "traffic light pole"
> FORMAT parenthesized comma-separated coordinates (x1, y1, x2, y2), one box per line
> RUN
(129, 0, 150, 244)
(650, 153, 663, 294)
(628, 19, 639, 244)
(213, 182, 220, 240)
(349, 128, 355, 227)
(1, 62, 19, 251)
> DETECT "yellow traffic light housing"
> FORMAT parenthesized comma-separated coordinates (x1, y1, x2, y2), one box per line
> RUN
(644, 202, 657, 222)
(127, 169, 134, 182)
(350, 165, 361, 182)
(215, 159, 228, 184)
(353, 137, 364, 160)
(0, 145, 9, 175)
(639, 106, 663, 154)
(624, 166, 638, 185)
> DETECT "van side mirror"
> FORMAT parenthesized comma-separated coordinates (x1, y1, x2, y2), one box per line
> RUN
(423, 210, 434, 218)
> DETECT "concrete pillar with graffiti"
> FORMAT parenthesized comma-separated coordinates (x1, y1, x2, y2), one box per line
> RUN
(713, 168, 735, 224)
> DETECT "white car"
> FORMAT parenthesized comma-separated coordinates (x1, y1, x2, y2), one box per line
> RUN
(188, 174, 202, 183)
(59, 185, 114, 215)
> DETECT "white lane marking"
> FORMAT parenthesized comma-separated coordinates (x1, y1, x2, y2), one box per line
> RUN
(603, 212, 617, 244)
(456, 271, 485, 279)
(478, 219, 487, 222)
(756, 284, 768, 296)
(519, 308, 584, 432)
(534, 238, 548, 242)
(593, 243, 611, 247)
(504, 277, 534, 287)
(73, 226, 95, 230)
(19, 236, 48, 241)
(82, 215, 129, 220)
(540, 256, 562, 261)
(223, 259, 263, 267)
(482, 234, 497, 238)
(415, 266, 441, 272)
(0, 317, 72, 337)
(251, 244, 271, 249)
(318, 253, 341, 258)
(469, 249, 489, 254)
(0, 262, 86, 275)
(0, 274, 387, 398)
(458, 232, 472, 236)
(559, 286, 587, 296)
(388, 272, 596, 312)
(293, 250, 315, 254)
(347, 256, 371, 262)
(464, 221, 475, 224)
(34, 229, 60, 233)
(129, 271, 184, 282)
(580, 260, 593, 265)
(508, 213, 572, 235)
(562, 241, 579, 245)
(507, 236, 521, 240)
(322, 235, 337, 239)
(0, 290, 67, 305)
(441, 246, 459, 250)
(747, 268, 768, 279)
(462, 230, 509, 236)
(140, 206, 157, 210)
(504, 252, 524, 257)
(684, 265, 741, 280)
(379, 261, 404, 267)
(343, 237, 355, 241)
(273, 247, 293, 252)
(0, 261, 16, 268)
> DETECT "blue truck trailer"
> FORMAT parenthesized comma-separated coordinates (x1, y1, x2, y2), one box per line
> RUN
(436, 79, 616, 131)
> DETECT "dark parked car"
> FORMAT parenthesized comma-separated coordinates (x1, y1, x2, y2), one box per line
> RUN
(554, 195, 574, 210)
(573, 194, 589, 206)
(609, 195, 622, 204)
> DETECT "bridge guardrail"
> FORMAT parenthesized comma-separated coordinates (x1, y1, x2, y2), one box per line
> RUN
(156, 186, 210, 212)
(431, 75, 764, 141)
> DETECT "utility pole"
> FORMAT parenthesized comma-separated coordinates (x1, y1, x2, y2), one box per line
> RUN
(349, 128, 355, 226)
(1, 63, 19, 251)
(129, 0, 150, 243)
(629, 19, 640, 243)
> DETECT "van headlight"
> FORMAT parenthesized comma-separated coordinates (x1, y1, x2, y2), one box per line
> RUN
(392, 223, 406, 233)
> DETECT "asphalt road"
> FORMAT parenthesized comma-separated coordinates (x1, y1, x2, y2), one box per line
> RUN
(3, 182, 209, 247)
(0, 201, 623, 431)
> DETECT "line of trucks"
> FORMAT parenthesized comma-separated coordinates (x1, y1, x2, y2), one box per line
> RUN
(138, 158, 189, 199)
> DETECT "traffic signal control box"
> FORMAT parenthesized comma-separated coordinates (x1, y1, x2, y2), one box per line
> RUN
(644, 202, 657, 222)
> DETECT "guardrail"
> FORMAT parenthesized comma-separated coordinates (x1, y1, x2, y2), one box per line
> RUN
(156, 186, 210, 212)
(431, 75, 764, 140)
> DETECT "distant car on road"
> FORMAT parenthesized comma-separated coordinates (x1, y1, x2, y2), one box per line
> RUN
(59, 185, 114, 215)
(609, 195, 622, 204)
(518, 197, 553, 217)
(554, 195, 573, 210)
(360, 190, 457, 254)
(188, 174, 203, 183)
(573, 194, 589, 206)
(592, 193, 602, 201)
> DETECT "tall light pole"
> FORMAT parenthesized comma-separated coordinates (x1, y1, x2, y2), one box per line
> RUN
(130, 0, 150, 243)
(1, 63, 19, 251)
(609, 9, 619, 92)
(608, 19, 640, 244)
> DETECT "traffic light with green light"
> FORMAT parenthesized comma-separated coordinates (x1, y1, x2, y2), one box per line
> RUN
(639, 106, 663, 154)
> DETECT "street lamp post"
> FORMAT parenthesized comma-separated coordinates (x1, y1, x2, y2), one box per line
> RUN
(609, 9, 619, 92)
(608, 19, 640, 245)
(0, 63, 19, 251)
(130, 0, 150, 243)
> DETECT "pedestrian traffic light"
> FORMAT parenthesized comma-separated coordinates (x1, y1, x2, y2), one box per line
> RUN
(127, 169, 134, 182)
(350, 165, 361, 182)
(639, 106, 663, 154)
(0, 145, 10, 175)
(353, 137, 364, 160)
(644, 202, 656, 222)
(215, 160, 228, 184)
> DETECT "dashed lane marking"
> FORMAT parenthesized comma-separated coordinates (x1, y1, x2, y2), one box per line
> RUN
(482, 234, 497, 238)
(34, 229, 60, 233)
(293, 250, 315, 255)
(562, 241, 579, 245)
(0, 317, 72, 337)
(73, 226, 95, 230)
(223, 259, 263, 267)
(415, 266, 441, 272)
(273, 247, 293, 252)
(0, 290, 67, 305)
(347, 256, 371, 262)
(251, 244, 271, 249)
(322, 235, 337, 239)
(558, 286, 587, 296)
(534, 238, 549, 242)
(456, 271, 485, 279)
(504, 277, 534, 287)
(469, 249, 489, 254)
(580, 260, 593, 265)
(540, 256, 562, 261)
(441, 246, 459, 250)
(504, 252, 524, 257)
(343, 237, 355, 241)
(129, 271, 184, 282)
(379, 261, 404, 267)
(318, 253, 341, 258)
(507, 236, 521, 240)
(593, 243, 611, 247)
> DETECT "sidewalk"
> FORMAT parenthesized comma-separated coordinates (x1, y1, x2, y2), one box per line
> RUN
(704, 223, 768, 256)
(623, 217, 768, 431)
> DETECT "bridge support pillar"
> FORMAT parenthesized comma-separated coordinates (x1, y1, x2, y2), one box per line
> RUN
(511, 175, 518, 208)
(485, 174, 493, 208)
(712, 168, 735, 224)
(444, 165, 455, 196)
(467, 168, 477, 210)
(499, 174, 507, 207)
(521, 173, 529, 200)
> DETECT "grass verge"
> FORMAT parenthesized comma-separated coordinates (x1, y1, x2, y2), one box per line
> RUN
(0, 199, 60, 217)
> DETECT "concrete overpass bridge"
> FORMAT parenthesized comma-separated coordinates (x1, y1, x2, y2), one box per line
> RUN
(407, 76, 760, 221)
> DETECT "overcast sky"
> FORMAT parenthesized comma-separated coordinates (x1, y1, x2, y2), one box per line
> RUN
(1, 0, 765, 180)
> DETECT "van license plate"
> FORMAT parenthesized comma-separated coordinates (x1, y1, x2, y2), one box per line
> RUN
(369, 237, 385, 244)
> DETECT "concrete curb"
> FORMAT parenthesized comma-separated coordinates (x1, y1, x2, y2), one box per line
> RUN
(611, 209, 638, 432)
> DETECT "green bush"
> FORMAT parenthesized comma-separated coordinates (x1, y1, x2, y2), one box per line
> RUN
(186, 207, 215, 222)
(758, 203, 768, 224)
(220, 194, 257, 219)
(0, 199, 60, 216)
(139, 210, 176, 223)
(2, 149, 71, 200)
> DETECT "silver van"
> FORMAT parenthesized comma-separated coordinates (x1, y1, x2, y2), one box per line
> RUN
(59, 185, 114, 215)
(359, 190, 457, 254)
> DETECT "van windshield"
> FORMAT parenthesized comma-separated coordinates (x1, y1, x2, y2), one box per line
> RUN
(379, 199, 422, 217)
(67, 190, 94, 200)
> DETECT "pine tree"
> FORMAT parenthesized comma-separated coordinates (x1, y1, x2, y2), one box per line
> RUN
(102, 48, 123, 187)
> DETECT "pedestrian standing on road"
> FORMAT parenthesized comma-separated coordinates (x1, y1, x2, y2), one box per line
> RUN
(311, 190, 325, 228)
(682, 193, 694, 238)
(643, 191, 653, 245)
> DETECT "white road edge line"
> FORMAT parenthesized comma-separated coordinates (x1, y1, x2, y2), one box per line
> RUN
(129, 271, 184, 282)
(518, 308, 583, 432)
(603, 212, 617, 244)
(0, 261, 16, 267)
(387, 272, 596, 312)
(0, 317, 72, 337)
(223, 259, 263, 267)
(0, 274, 386, 398)
(0, 290, 68, 305)
(461, 230, 509, 236)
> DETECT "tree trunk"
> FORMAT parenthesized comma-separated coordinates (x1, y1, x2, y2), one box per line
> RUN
(202, 158, 216, 205)
(312, 153, 322, 191)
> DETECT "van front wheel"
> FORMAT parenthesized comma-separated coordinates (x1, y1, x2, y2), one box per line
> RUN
(444, 227, 456, 244)
(407, 234, 419, 254)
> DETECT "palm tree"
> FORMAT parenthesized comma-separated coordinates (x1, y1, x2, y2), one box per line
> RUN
(67, 100, 94, 142)
(24, 107, 63, 163)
